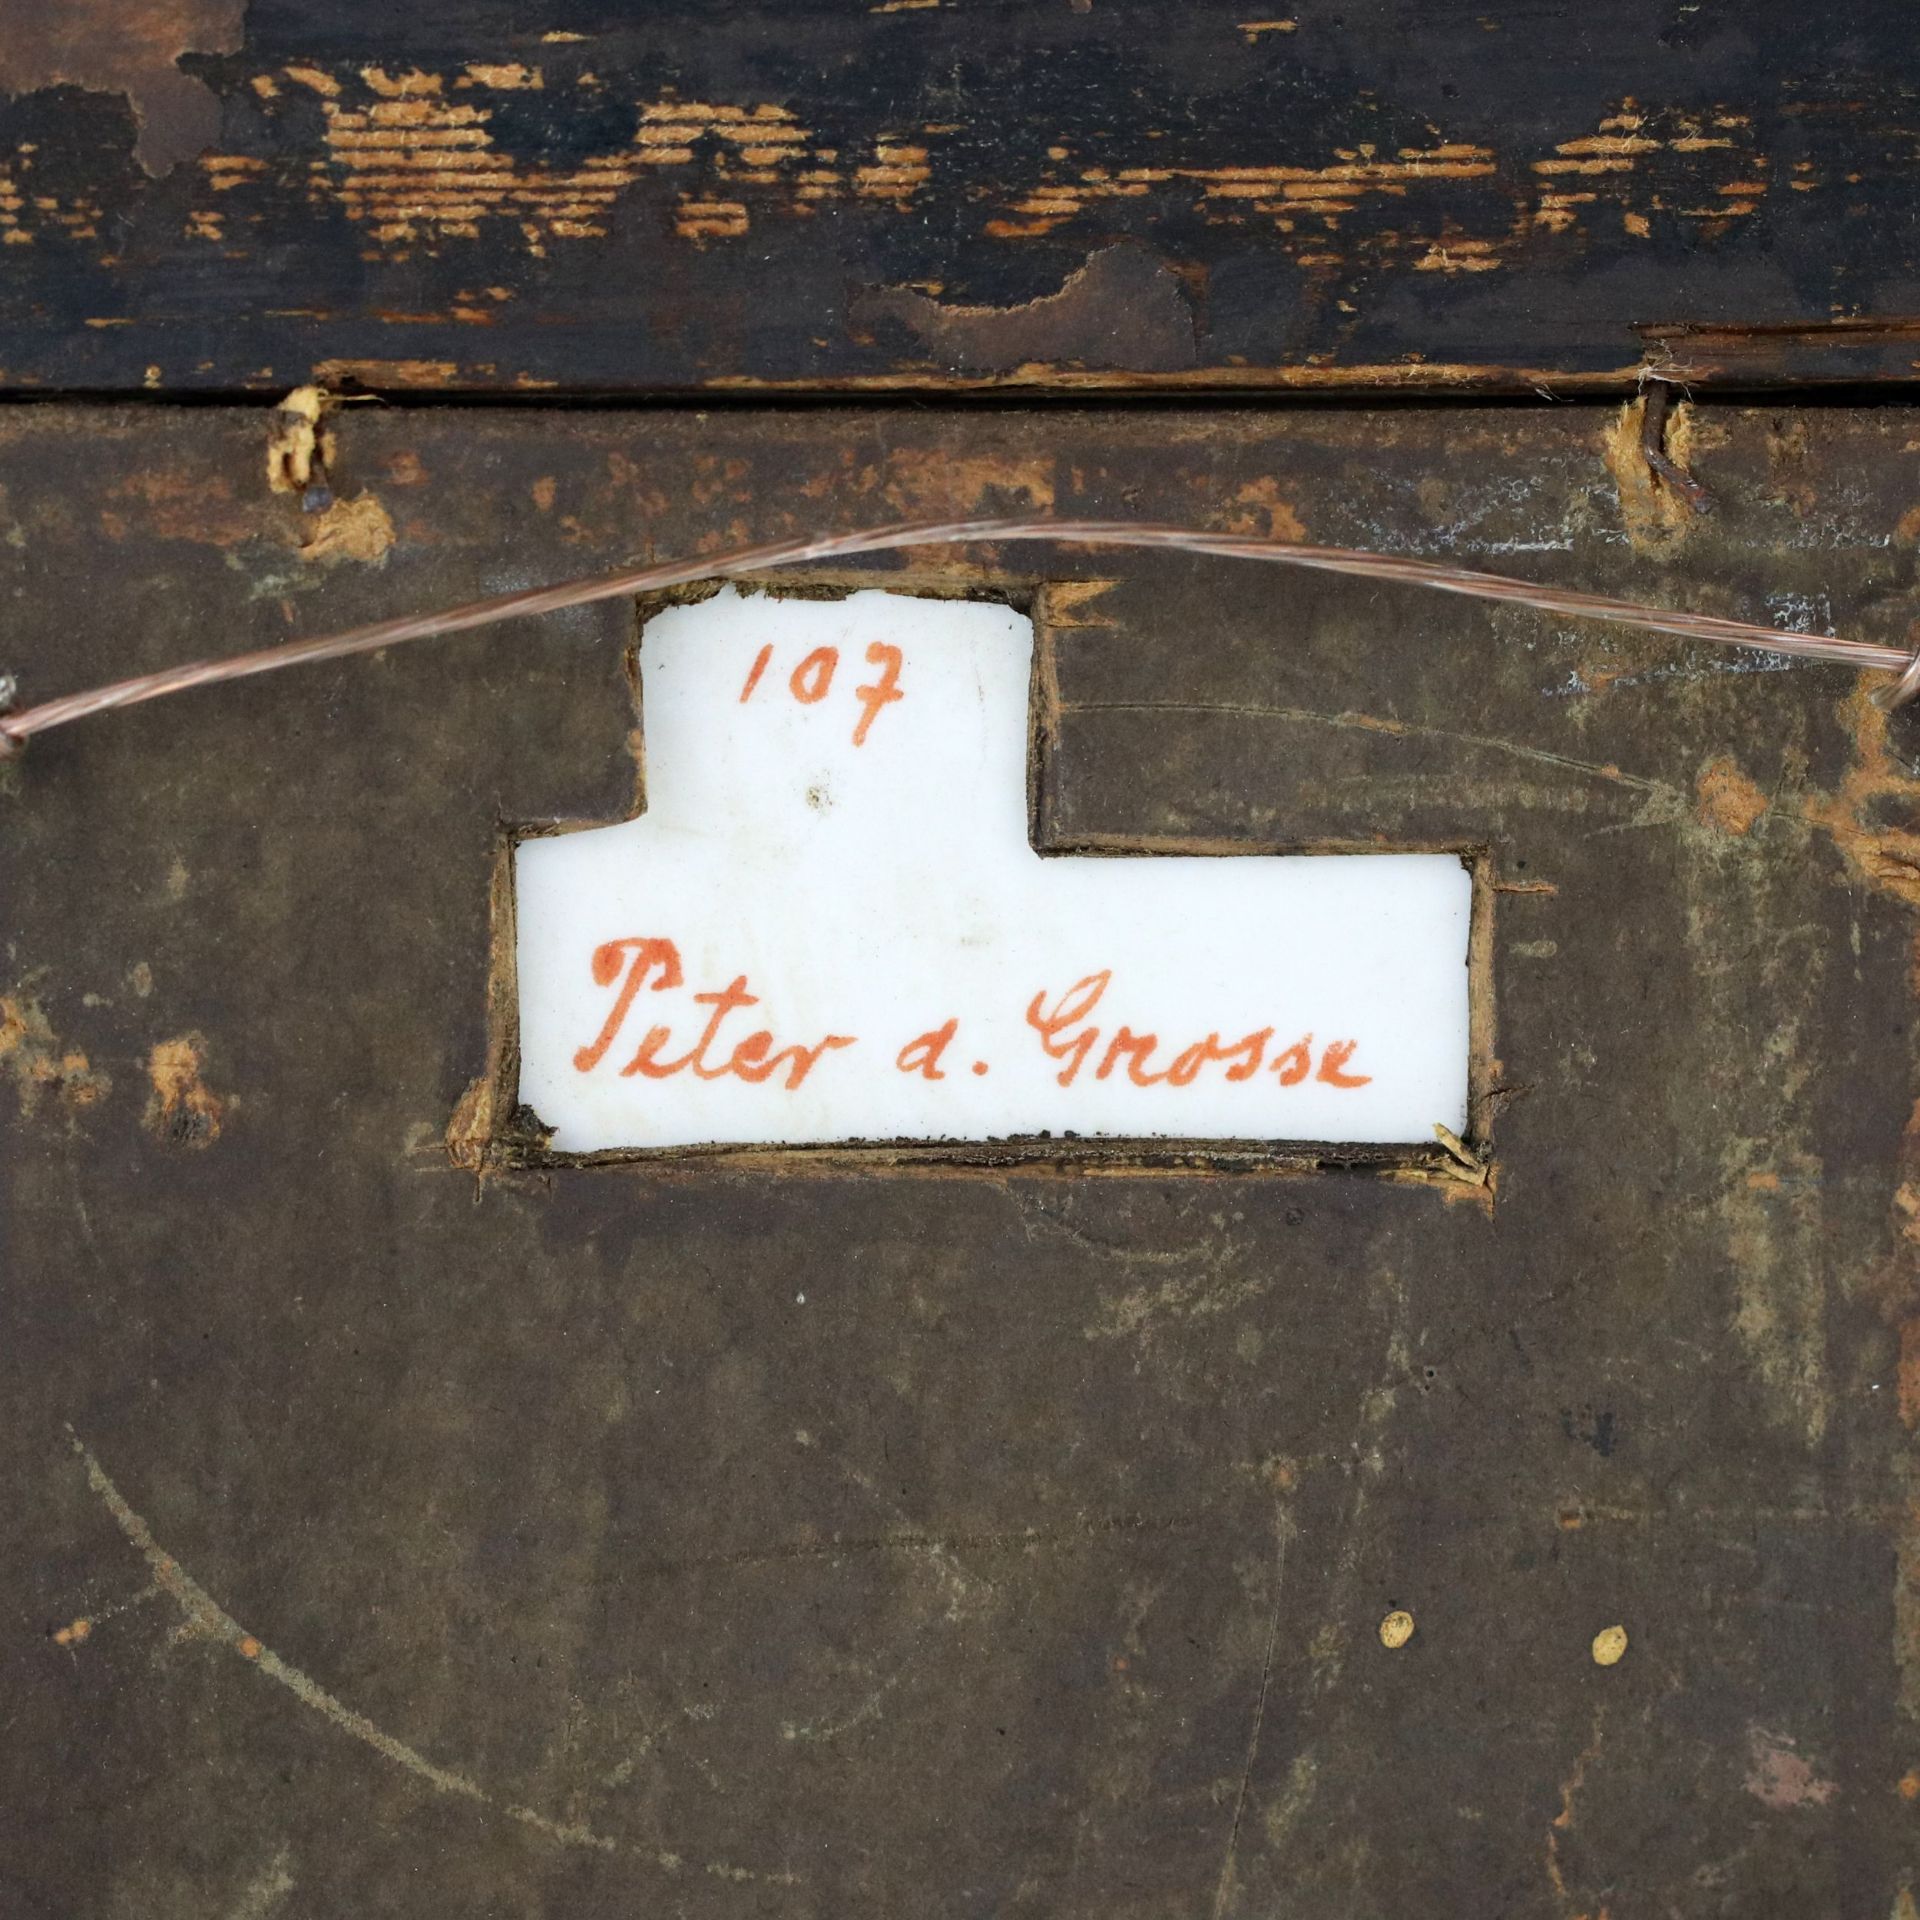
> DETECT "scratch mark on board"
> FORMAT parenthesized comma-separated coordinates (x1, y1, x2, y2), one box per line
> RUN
(622, 1507, 1207, 1581)
(66, 1431, 801, 1886)
(1545, 1703, 1607, 1910)
(1210, 1501, 1297, 1920)
(1060, 698, 1680, 799)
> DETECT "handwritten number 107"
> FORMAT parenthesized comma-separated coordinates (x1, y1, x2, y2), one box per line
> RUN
(739, 642, 905, 746)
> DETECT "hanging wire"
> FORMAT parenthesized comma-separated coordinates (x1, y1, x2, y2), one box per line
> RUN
(2, 515, 1916, 760)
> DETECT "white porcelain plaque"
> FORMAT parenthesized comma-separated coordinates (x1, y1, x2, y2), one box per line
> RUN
(514, 588, 1472, 1152)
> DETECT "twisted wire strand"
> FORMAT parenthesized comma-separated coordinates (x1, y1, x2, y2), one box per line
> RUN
(2, 515, 1913, 758)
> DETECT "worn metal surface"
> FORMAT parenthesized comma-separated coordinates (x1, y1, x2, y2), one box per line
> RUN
(4, 400, 1920, 1913)
(3, 1, 1920, 395)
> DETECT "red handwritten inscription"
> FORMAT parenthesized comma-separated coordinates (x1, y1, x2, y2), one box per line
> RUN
(790, 646, 837, 704)
(1025, 970, 1372, 1089)
(896, 1017, 958, 1079)
(576, 947, 1371, 1101)
(853, 642, 905, 746)
(737, 638, 907, 746)
(738, 643, 774, 704)
(576, 937, 855, 1089)
(574, 936, 683, 1072)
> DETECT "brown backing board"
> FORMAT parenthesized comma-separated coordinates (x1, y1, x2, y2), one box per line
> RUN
(4, 399, 1920, 1913)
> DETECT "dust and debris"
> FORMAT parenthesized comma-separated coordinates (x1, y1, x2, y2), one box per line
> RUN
(1590, 1624, 1628, 1666)
(0, 990, 111, 1119)
(1743, 1726, 1837, 1809)
(1695, 754, 1769, 835)
(144, 1034, 226, 1147)
(299, 491, 396, 564)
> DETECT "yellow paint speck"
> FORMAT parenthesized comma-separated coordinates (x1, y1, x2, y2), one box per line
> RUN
(1591, 1624, 1628, 1666)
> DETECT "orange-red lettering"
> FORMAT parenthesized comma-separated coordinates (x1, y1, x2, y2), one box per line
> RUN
(790, 646, 837, 703)
(1026, 970, 1109, 1085)
(1272, 1034, 1313, 1085)
(1097, 1026, 1170, 1086)
(574, 942, 853, 1090)
(1020, 974, 1370, 1096)
(735, 1033, 856, 1089)
(1219, 1028, 1272, 1083)
(1166, 1028, 1271, 1086)
(619, 1024, 680, 1078)
(727, 1031, 777, 1078)
(852, 641, 905, 745)
(622, 974, 761, 1079)
(739, 643, 773, 703)
(574, 937, 685, 1072)
(1316, 1039, 1371, 1088)
(692, 977, 763, 1077)
(896, 1018, 958, 1080)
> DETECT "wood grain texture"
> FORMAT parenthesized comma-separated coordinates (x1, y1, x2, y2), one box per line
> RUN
(3, 0, 1920, 394)
(4, 399, 1920, 1913)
